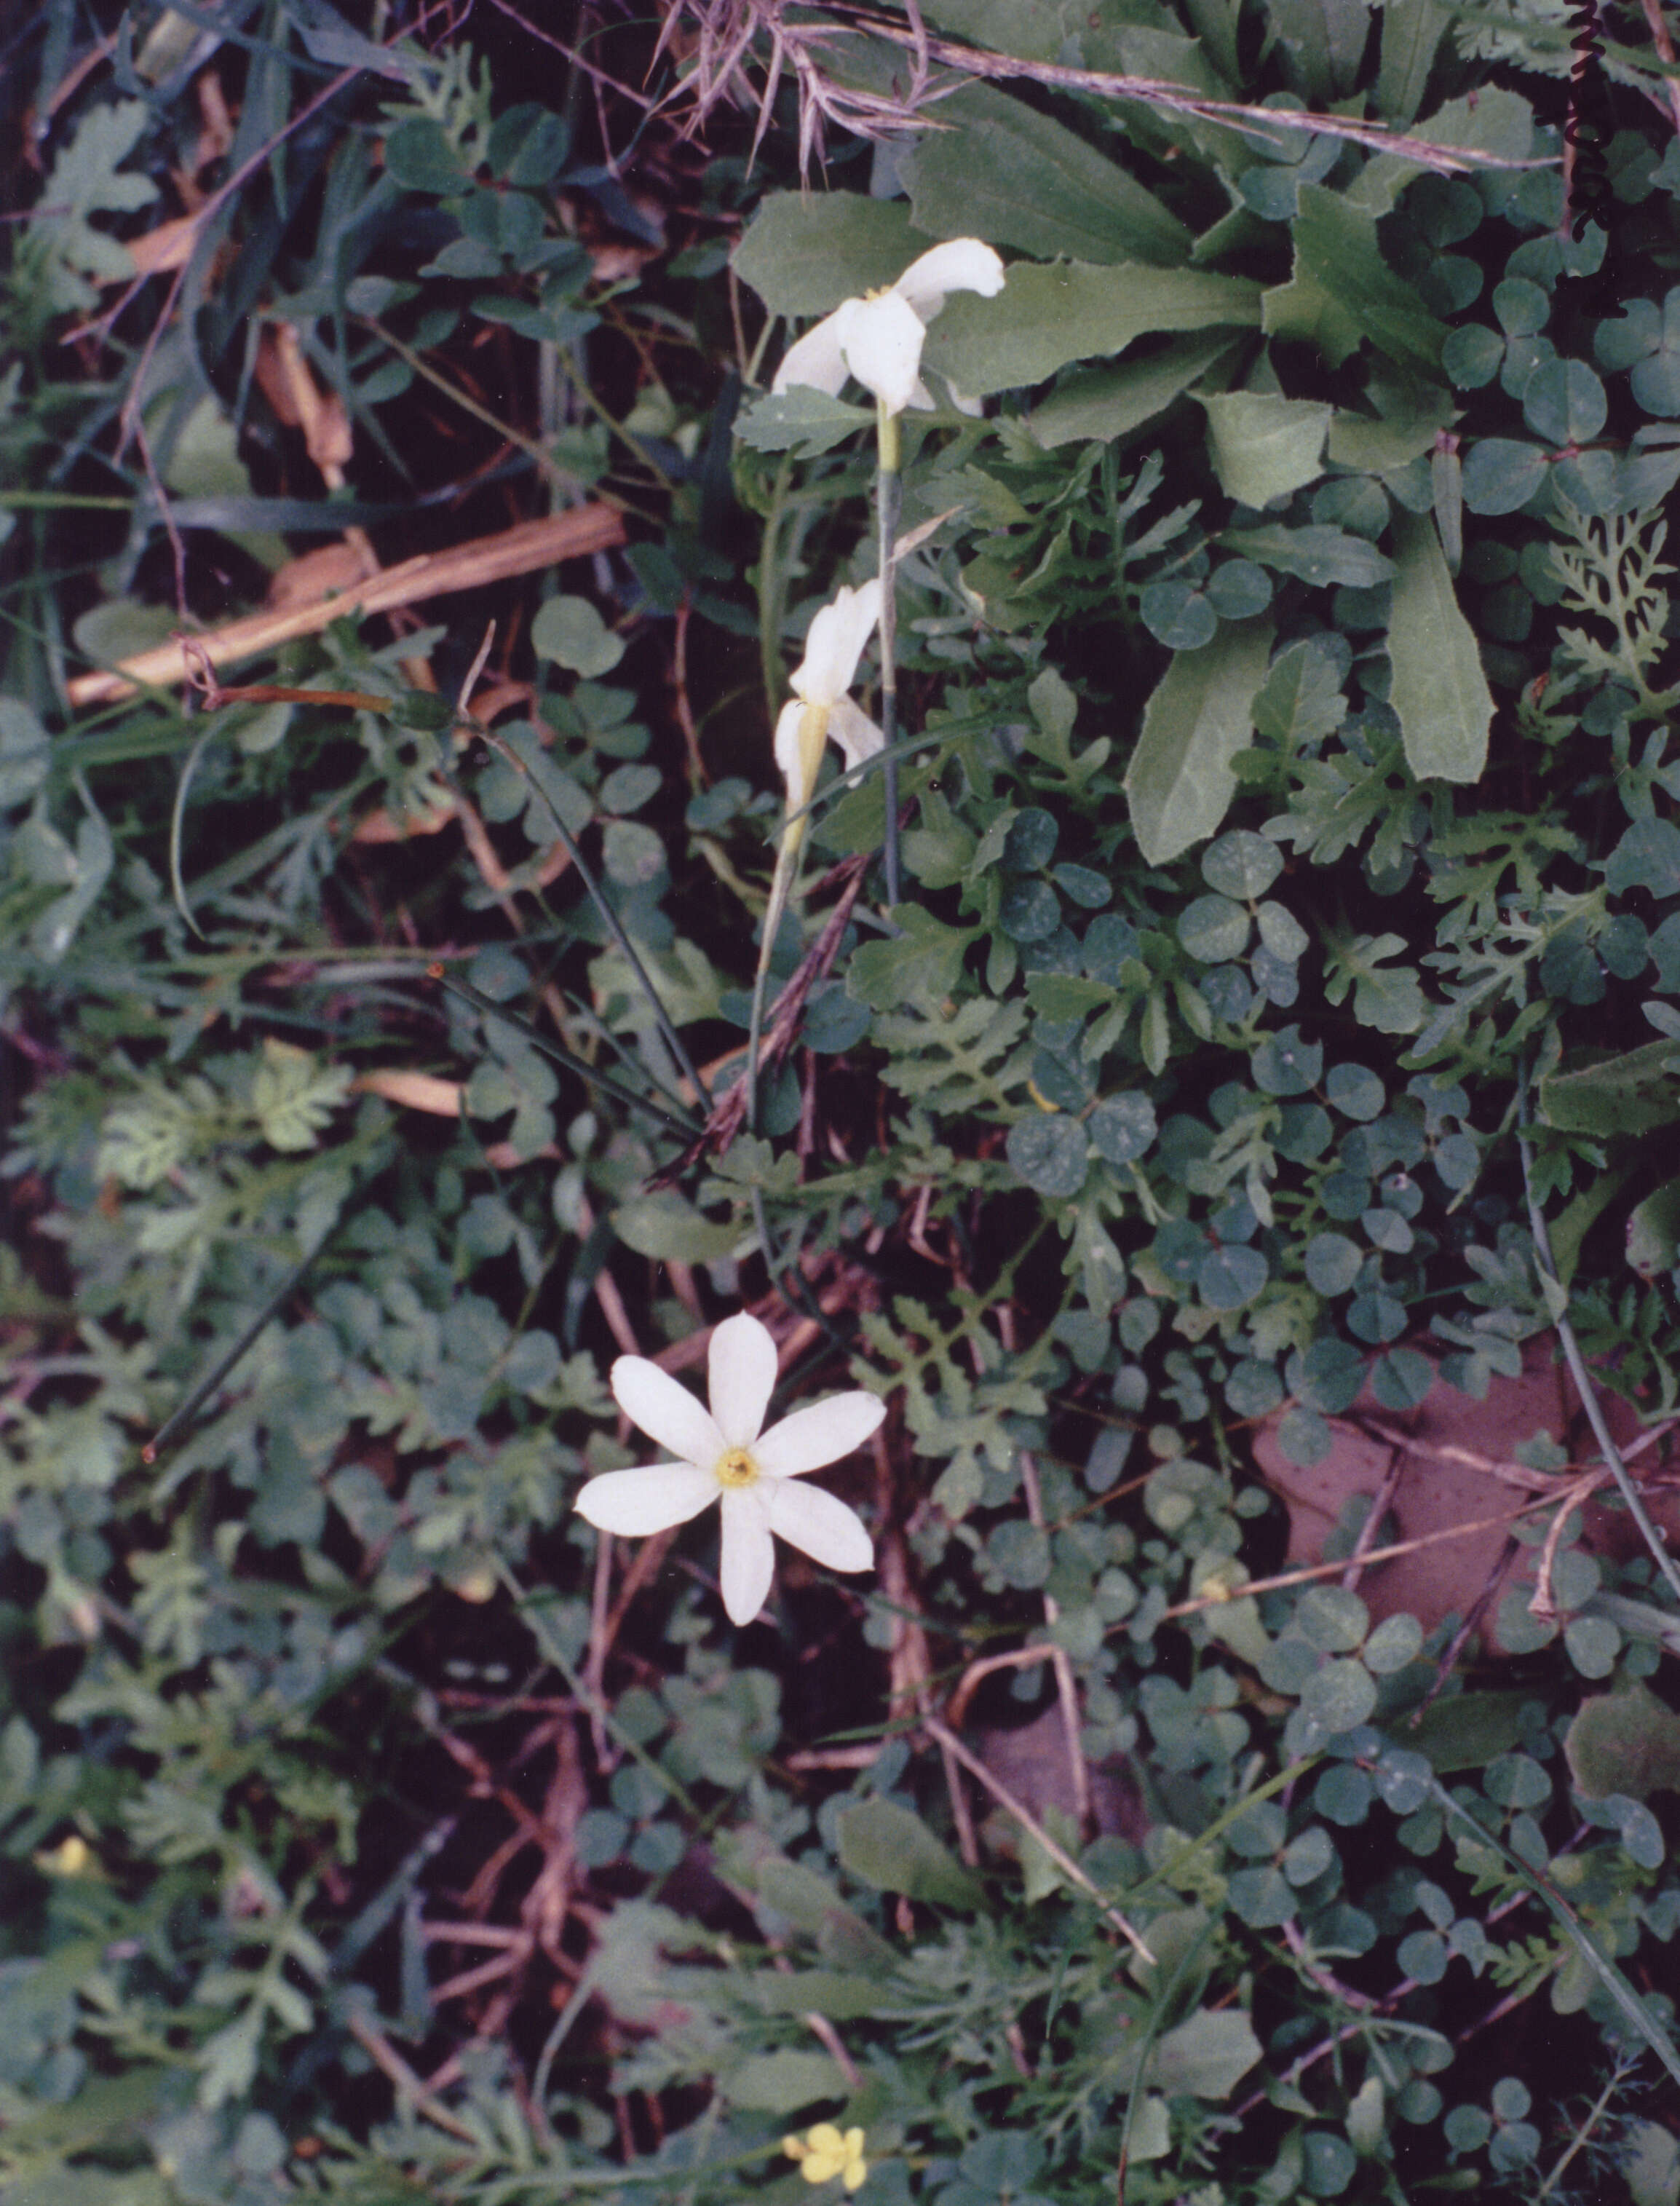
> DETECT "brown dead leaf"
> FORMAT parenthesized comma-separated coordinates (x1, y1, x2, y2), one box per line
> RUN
(353, 1070, 464, 1117)
(266, 542, 378, 611)
(195, 68, 234, 167)
(124, 212, 204, 279)
(256, 323, 353, 478)
(352, 801, 455, 845)
(1253, 1339, 1680, 1651)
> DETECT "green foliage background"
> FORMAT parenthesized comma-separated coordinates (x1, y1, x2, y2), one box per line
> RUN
(5, 1, 1680, 2201)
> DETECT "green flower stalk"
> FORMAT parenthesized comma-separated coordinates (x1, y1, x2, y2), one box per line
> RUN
(747, 580, 884, 1131)
(774, 240, 1006, 911)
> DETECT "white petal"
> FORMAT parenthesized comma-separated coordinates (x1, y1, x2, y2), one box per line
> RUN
(709, 1311, 779, 1448)
(791, 580, 882, 709)
(772, 697, 811, 812)
(772, 309, 851, 398)
(837, 291, 927, 415)
(825, 696, 884, 775)
(922, 371, 984, 417)
(719, 1486, 777, 1624)
(766, 1479, 874, 1575)
(610, 1355, 725, 1468)
(754, 1391, 886, 1477)
(892, 239, 1006, 322)
(574, 1463, 719, 1535)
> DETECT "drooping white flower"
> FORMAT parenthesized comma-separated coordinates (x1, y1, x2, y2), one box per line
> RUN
(574, 1312, 882, 1626)
(773, 239, 1006, 416)
(774, 578, 884, 815)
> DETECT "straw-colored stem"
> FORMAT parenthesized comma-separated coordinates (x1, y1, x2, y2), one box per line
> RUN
(876, 403, 903, 912)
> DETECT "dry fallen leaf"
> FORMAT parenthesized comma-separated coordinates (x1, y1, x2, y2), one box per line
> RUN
(1253, 1338, 1680, 1651)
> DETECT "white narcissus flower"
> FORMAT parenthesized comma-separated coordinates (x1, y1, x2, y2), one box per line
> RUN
(773, 239, 1006, 416)
(574, 1312, 883, 1626)
(774, 578, 884, 816)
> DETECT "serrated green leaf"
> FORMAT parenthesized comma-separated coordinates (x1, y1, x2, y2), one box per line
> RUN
(1541, 1043, 1680, 1135)
(1200, 391, 1331, 505)
(732, 192, 922, 315)
(734, 387, 875, 455)
(725, 2049, 847, 2112)
(923, 261, 1262, 398)
(613, 1193, 740, 1262)
(1386, 508, 1491, 783)
(908, 81, 1192, 266)
(1262, 185, 1449, 376)
(836, 1797, 983, 1907)
(1252, 636, 1349, 745)
(1223, 524, 1395, 588)
(1031, 333, 1240, 448)
(27, 100, 159, 313)
(1125, 622, 1275, 864)
(849, 906, 980, 1010)
(251, 1041, 352, 1153)
(1144, 2009, 1263, 2099)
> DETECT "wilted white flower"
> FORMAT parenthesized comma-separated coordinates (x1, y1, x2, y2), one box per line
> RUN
(574, 1312, 882, 1626)
(773, 239, 1005, 416)
(774, 578, 884, 816)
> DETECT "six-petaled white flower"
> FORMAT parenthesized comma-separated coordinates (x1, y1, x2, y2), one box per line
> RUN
(773, 239, 1006, 417)
(574, 1312, 882, 1626)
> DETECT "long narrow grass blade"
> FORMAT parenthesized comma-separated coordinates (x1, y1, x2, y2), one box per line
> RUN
(554, 984, 697, 1122)
(876, 416, 903, 910)
(475, 727, 713, 1111)
(143, 1207, 352, 1463)
(1427, 1774, 1680, 2087)
(1518, 1068, 1680, 1611)
(429, 965, 701, 1140)
(169, 728, 213, 939)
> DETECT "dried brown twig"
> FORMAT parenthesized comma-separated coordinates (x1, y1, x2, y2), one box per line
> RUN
(650, 0, 1556, 177)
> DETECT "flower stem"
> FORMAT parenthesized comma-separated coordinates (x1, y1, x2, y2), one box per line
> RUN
(876, 401, 902, 912)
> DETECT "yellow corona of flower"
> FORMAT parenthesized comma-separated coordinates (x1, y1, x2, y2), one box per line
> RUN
(782, 2124, 868, 2191)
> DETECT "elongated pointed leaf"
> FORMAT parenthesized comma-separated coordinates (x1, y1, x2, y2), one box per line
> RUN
(734, 193, 922, 316)
(1375, 0, 1446, 125)
(836, 1798, 982, 1907)
(1386, 508, 1491, 783)
(1032, 332, 1239, 448)
(1263, 186, 1449, 376)
(1125, 622, 1275, 864)
(924, 261, 1262, 398)
(1200, 392, 1330, 505)
(908, 82, 1192, 267)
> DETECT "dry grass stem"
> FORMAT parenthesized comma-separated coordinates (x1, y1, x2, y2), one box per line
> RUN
(1160, 1503, 1543, 1621)
(67, 507, 625, 706)
(923, 1716, 1153, 1963)
(344, 2011, 478, 2142)
(653, 0, 1555, 177)
(946, 1644, 1057, 1731)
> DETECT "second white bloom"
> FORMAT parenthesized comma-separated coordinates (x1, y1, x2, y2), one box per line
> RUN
(774, 578, 884, 816)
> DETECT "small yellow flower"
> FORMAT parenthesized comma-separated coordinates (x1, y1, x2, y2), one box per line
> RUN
(783, 2124, 868, 2191)
(35, 1833, 93, 1877)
